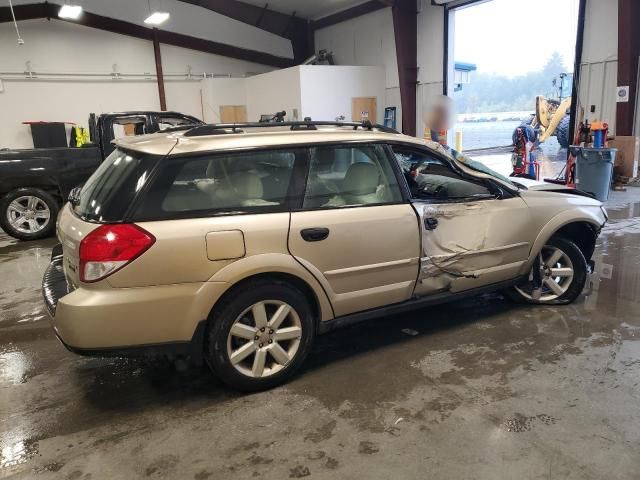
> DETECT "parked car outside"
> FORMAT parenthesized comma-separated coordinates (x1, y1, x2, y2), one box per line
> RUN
(42, 121, 607, 391)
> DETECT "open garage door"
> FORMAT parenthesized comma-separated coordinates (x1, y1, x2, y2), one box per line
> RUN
(443, 0, 583, 181)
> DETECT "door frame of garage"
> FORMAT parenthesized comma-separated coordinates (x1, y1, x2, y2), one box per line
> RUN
(442, 0, 587, 150)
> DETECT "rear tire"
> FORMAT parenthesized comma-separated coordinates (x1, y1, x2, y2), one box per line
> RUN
(508, 236, 587, 305)
(556, 115, 571, 149)
(0, 188, 59, 241)
(205, 280, 315, 392)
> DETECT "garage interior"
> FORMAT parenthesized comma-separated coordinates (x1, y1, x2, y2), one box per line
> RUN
(1, 0, 639, 478)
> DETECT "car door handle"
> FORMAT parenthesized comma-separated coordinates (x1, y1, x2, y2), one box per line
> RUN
(424, 217, 438, 230)
(300, 228, 330, 242)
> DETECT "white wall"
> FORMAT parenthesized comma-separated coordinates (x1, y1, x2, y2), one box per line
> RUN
(299, 65, 386, 122)
(201, 78, 248, 123)
(244, 67, 302, 122)
(417, 0, 446, 137)
(578, 0, 618, 133)
(314, 7, 402, 128)
(582, 0, 618, 65)
(314, 8, 398, 88)
(0, 19, 274, 148)
(161, 44, 274, 121)
(200, 65, 386, 124)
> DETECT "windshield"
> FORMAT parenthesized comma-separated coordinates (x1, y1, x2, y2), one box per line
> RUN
(73, 148, 157, 222)
(442, 146, 516, 187)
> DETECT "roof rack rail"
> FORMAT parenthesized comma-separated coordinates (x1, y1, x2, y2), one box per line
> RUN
(183, 124, 245, 137)
(159, 123, 205, 133)
(182, 120, 400, 137)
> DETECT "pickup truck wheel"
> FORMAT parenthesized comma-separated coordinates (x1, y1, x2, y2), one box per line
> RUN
(206, 280, 315, 392)
(509, 237, 587, 305)
(0, 188, 59, 241)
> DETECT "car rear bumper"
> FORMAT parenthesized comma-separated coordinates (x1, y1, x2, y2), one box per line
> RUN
(42, 244, 228, 360)
(42, 244, 71, 317)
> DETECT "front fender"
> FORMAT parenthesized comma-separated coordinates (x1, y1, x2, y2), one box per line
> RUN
(521, 208, 605, 274)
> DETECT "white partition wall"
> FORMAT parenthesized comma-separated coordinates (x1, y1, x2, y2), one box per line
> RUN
(245, 67, 303, 122)
(202, 65, 387, 125)
(299, 66, 386, 123)
(201, 78, 249, 124)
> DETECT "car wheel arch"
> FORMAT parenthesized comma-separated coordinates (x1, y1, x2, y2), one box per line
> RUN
(1, 177, 63, 202)
(526, 216, 601, 272)
(551, 221, 598, 262)
(206, 271, 324, 329)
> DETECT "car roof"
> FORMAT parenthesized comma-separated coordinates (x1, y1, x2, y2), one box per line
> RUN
(114, 126, 433, 156)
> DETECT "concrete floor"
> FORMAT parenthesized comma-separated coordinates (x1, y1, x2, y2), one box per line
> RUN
(1, 174, 640, 479)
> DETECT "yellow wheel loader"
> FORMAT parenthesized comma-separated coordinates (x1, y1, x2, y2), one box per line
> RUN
(515, 73, 573, 149)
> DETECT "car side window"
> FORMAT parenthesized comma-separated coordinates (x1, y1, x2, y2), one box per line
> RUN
(134, 149, 306, 219)
(392, 146, 494, 202)
(303, 145, 403, 209)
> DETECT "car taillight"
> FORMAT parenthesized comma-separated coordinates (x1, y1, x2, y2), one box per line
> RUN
(79, 224, 155, 283)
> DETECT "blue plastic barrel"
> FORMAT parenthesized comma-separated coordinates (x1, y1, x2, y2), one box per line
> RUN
(593, 130, 604, 148)
(569, 147, 616, 202)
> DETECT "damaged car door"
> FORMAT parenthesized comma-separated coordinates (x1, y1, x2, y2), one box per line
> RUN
(392, 145, 532, 296)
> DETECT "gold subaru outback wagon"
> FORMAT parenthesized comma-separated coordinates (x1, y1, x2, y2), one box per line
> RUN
(43, 121, 607, 391)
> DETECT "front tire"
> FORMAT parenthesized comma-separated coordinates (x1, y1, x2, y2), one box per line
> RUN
(206, 280, 315, 392)
(0, 188, 59, 240)
(509, 237, 587, 305)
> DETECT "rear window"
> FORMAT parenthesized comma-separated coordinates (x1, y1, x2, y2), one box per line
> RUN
(73, 148, 157, 222)
(133, 149, 306, 220)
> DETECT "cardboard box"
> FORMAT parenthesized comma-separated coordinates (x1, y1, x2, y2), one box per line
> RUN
(609, 136, 639, 178)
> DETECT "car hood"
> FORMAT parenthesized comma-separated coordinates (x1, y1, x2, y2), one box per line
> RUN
(517, 184, 603, 209)
(510, 178, 575, 191)
(513, 178, 601, 204)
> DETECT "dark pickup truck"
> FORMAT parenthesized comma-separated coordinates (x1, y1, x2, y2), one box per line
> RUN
(0, 111, 202, 240)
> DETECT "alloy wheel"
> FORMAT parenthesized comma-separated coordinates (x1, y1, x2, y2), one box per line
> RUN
(6, 196, 51, 234)
(226, 300, 303, 378)
(515, 245, 575, 302)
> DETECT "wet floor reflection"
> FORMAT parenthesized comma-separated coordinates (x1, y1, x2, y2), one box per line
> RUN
(0, 438, 39, 470)
(593, 202, 640, 318)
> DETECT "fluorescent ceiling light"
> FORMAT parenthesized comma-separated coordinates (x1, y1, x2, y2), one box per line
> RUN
(58, 5, 83, 19)
(144, 12, 170, 25)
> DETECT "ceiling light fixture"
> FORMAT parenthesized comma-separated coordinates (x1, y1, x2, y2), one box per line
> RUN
(58, 5, 83, 19)
(144, 12, 170, 25)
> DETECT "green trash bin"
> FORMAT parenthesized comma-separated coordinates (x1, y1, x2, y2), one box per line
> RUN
(570, 147, 616, 202)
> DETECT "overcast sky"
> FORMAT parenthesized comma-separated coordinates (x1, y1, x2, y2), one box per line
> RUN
(454, 0, 580, 77)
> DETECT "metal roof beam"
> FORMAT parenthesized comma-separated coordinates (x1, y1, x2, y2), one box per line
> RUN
(392, 0, 417, 136)
(175, 0, 307, 40)
(311, 1, 389, 30)
(0, 2, 293, 68)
